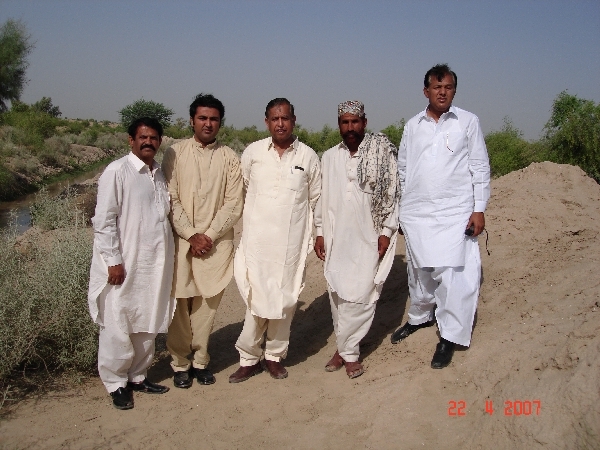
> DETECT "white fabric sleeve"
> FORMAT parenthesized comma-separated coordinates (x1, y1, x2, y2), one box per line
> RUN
(467, 116, 491, 212)
(92, 168, 123, 266)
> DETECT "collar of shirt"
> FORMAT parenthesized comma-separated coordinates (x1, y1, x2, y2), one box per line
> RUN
(192, 138, 219, 150)
(338, 139, 364, 158)
(417, 105, 458, 124)
(127, 151, 159, 175)
(267, 136, 299, 156)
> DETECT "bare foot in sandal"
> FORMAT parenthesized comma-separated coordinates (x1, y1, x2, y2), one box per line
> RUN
(345, 361, 364, 379)
(325, 351, 344, 372)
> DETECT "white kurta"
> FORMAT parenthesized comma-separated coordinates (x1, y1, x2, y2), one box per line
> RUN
(88, 152, 175, 334)
(234, 137, 321, 319)
(398, 105, 490, 268)
(315, 143, 398, 304)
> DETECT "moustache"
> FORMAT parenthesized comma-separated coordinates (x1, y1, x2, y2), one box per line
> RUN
(342, 131, 361, 140)
(141, 144, 156, 151)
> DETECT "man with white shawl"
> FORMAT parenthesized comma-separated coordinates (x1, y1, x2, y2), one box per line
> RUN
(230, 98, 321, 383)
(314, 101, 399, 379)
(88, 117, 175, 409)
(392, 64, 490, 369)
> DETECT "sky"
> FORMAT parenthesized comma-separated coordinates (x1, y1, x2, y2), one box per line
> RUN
(1, 0, 599, 140)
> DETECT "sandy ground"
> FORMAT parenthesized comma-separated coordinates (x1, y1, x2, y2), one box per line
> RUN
(1, 162, 599, 449)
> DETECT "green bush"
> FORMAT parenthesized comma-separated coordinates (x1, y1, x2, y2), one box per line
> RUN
(381, 120, 405, 147)
(544, 91, 600, 181)
(0, 193, 97, 382)
(119, 98, 174, 129)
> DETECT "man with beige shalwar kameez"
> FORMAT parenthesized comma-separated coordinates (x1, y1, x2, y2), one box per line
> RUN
(229, 98, 321, 383)
(162, 94, 243, 388)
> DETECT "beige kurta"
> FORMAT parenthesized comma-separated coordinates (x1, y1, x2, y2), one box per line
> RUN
(162, 138, 243, 299)
(234, 137, 321, 319)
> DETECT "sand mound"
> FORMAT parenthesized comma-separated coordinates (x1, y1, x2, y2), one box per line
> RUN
(1, 162, 598, 449)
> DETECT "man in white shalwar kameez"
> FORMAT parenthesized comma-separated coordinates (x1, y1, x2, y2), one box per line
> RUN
(230, 98, 321, 383)
(88, 117, 175, 409)
(314, 101, 399, 379)
(391, 64, 491, 369)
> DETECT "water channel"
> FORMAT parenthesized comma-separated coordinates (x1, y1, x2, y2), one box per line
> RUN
(0, 165, 107, 233)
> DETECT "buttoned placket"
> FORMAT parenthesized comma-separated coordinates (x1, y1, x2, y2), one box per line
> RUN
(270, 142, 296, 197)
(146, 163, 166, 222)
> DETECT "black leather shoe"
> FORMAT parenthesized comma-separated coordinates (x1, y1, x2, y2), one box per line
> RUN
(110, 387, 133, 410)
(193, 368, 216, 385)
(173, 370, 193, 389)
(431, 338, 455, 369)
(390, 321, 434, 344)
(127, 378, 169, 394)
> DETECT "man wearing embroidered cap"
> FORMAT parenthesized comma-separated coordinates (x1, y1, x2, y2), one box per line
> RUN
(230, 98, 321, 382)
(162, 94, 244, 388)
(391, 64, 491, 369)
(314, 101, 400, 378)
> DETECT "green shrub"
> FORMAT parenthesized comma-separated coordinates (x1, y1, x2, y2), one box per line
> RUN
(119, 98, 174, 129)
(381, 120, 405, 147)
(544, 91, 600, 181)
(0, 195, 97, 382)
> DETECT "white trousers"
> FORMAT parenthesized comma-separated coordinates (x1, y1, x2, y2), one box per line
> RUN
(235, 306, 296, 366)
(97, 290, 156, 393)
(407, 238, 481, 347)
(329, 291, 376, 363)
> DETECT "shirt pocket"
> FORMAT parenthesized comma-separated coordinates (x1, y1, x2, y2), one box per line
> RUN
(445, 131, 465, 155)
(285, 171, 306, 191)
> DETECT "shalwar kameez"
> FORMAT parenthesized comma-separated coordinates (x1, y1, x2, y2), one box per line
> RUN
(88, 152, 175, 393)
(233, 137, 321, 365)
(316, 132, 399, 362)
(398, 105, 490, 346)
(161, 138, 243, 372)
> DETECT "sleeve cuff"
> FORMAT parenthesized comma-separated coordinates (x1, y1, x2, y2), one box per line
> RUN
(106, 254, 123, 266)
(315, 226, 323, 237)
(474, 201, 487, 213)
(204, 228, 218, 241)
(181, 227, 197, 241)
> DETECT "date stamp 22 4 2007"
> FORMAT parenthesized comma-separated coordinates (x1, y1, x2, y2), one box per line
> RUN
(448, 400, 542, 417)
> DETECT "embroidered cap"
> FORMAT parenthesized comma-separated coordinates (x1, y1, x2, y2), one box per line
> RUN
(338, 100, 365, 118)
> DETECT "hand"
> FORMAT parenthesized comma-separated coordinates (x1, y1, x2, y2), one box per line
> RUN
(467, 212, 485, 237)
(188, 233, 213, 257)
(378, 235, 391, 259)
(107, 264, 125, 285)
(314, 236, 326, 261)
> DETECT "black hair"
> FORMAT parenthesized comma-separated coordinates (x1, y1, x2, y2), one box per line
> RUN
(424, 64, 457, 89)
(127, 116, 163, 138)
(265, 98, 295, 118)
(189, 93, 225, 123)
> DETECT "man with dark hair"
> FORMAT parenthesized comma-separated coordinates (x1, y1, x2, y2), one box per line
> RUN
(162, 94, 243, 388)
(229, 98, 321, 382)
(88, 117, 174, 410)
(392, 64, 491, 369)
(314, 101, 399, 379)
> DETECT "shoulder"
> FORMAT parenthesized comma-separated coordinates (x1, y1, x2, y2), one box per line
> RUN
(170, 137, 194, 152)
(103, 155, 129, 174)
(218, 144, 240, 160)
(297, 140, 319, 160)
(322, 144, 340, 161)
(242, 137, 268, 158)
(452, 106, 479, 122)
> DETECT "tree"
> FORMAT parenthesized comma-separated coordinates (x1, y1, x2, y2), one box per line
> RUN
(544, 91, 600, 181)
(0, 19, 35, 112)
(119, 98, 174, 129)
(32, 96, 61, 117)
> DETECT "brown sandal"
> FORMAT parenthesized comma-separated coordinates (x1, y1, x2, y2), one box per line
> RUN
(325, 351, 344, 372)
(345, 361, 364, 379)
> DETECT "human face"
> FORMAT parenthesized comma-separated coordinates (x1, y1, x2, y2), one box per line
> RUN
(423, 73, 456, 119)
(338, 113, 367, 150)
(129, 125, 161, 166)
(265, 103, 296, 148)
(191, 106, 221, 145)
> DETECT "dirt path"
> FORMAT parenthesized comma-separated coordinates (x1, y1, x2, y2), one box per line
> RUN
(1, 162, 599, 449)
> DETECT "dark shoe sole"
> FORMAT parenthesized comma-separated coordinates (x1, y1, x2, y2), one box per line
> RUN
(113, 401, 134, 410)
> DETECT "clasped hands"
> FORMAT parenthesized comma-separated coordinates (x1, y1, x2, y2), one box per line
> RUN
(188, 233, 213, 257)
